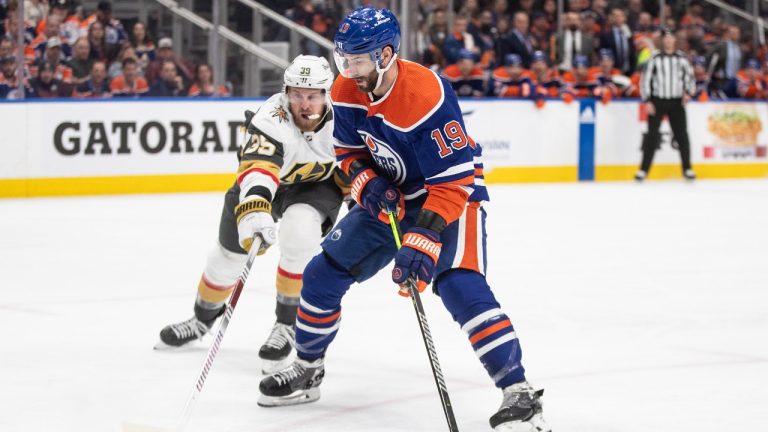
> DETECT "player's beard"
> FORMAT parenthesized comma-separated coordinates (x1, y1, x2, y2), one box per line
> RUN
(291, 105, 324, 132)
(354, 69, 380, 93)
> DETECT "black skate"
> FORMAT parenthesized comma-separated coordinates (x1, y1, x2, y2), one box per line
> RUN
(258, 357, 324, 407)
(154, 316, 217, 349)
(490, 380, 551, 432)
(259, 321, 295, 374)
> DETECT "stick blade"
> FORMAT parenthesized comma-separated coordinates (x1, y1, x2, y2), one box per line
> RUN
(118, 421, 174, 432)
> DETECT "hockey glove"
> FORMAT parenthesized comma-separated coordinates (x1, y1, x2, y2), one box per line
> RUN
(234, 197, 277, 254)
(351, 167, 404, 224)
(392, 227, 442, 297)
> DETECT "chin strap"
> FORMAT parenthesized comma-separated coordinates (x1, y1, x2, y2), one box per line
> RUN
(373, 53, 398, 94)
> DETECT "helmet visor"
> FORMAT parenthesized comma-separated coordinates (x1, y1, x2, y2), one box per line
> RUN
(333, 49, 377, 79)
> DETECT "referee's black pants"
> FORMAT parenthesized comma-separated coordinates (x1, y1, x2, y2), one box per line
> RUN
(640, 97, 692, 173)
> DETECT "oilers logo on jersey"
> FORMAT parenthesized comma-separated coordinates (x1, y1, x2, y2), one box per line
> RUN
(360, 131, 407, 185)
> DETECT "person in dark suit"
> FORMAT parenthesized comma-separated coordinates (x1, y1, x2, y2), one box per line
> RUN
(506, 11, 535, 67)
(706, 25, 742, 98)
(599, 8, 635, 75)
(552, 11, 595, 72)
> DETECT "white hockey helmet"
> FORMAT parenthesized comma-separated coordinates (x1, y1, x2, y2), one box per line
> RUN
(283, 55, 334, 92)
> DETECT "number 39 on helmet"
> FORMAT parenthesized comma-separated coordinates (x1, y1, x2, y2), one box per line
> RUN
(283, 55, 334, 92)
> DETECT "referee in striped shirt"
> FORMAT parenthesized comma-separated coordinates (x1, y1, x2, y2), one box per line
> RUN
(637, 28, 696, 181)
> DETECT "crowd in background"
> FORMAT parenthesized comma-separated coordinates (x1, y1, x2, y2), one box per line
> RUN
(0, 0, 228, 98)
(1, 0, 767, 101)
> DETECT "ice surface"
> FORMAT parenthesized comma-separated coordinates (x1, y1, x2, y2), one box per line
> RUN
(1, 180, 767, 431)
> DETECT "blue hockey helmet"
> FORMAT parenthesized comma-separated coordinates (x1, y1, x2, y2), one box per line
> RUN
(333, 7, 401, 85)
(334, 7, 400, 56)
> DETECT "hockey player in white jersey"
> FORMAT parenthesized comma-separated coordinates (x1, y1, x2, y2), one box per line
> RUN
(156, 55, 350, 374)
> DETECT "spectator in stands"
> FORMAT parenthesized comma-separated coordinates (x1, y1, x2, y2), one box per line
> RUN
(81, 1, 126, 47)
(590, 0, 609, 31)
(442, 15, 479, 66)
(72, 60, 110, 97)
(506, 11, 534, 67)
(130, 21, 154, 72)
(600, 8, 635, 75)
(474, 10, 497, 68)
(107, 43, 138, 79)
(552, 12, 594, 73)
(541, 0, 558, 30)
(148, 60, 186, 97)
(490, 53, 534, 99)
(145, 37, 193, 89)
(530, 12, 551, 52)
(491, 0, 509, 24)
(707, 24, 743, 98)
(88, 20, 113, 62)
(68, 37, 92, 84)
(737, 58, 765, 99)
(691, 55, 713, 101)
(110, 57, 147, 97)
(428, 8, 449, 52)
(0, 36, 13, 58)
(24, 0, 48, 26)
(0, 55, 26, 99)
(188, 63, 229, 97)
(27, 13, 64, 63)
(626, 0, 644, 32)
(27, 59, 70, 98)
(30, 37, 73, 83)
(442, 48, 485, 97)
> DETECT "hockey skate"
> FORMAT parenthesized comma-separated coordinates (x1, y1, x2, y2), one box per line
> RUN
(154, 315, 217, 350)
(258, 321, 296, 374)
(258, 357, 324, 407)
(490, 380, 551, 432)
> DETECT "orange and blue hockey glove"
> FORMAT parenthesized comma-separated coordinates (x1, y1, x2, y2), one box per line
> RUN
(392, 227, 442, 296)
(350, 167, 404, 224)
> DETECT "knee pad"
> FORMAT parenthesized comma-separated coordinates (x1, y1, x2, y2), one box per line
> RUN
(436, 269, 501, 326)
(278, 204, 323, 274)
(202, 242, 247, 287)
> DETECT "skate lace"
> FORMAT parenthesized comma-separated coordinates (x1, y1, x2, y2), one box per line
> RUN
(264, 323, 294, 350)
(171, 317, 209, 340)
(273, 362, 306, 387)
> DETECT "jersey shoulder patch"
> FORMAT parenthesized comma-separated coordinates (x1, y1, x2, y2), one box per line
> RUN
(331, 75, 369, 110)
(370, 60, 445, 132)
(250, 93, 292, 144)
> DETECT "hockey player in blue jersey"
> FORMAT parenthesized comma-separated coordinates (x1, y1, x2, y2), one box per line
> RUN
(259, 7, 551, 431)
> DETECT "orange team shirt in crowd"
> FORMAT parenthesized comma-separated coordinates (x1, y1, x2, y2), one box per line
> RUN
(490, 66, 534, 98)
(187, 84, 230, 97)
(736, 70, 766, 99)
(561, 70, 598, 98)
(532, 69, 562, 98)
(28, 62, 74, 84)
(110, 75, 149, 97)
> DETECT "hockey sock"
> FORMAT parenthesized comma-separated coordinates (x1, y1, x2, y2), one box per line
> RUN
(294, 253, 354, 361)
(275, 294, 300, 325)
(194, 273, 233, 319)
(437, 270, 526, 388)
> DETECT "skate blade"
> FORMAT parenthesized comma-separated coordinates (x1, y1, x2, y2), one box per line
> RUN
(260, 354, 295, 375)
(153, 339, 200, 351)
(493, 416, 551, 432)
(257, 388, 320, 407)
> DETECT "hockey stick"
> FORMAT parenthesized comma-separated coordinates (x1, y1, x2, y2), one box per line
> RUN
(121, 236, 263, 432)
(388, 212, 460, 432)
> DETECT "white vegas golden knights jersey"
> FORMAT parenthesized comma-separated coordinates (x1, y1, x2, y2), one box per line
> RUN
(238, 93, 337, 192)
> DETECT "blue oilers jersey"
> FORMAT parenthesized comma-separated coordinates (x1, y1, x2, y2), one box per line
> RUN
(331, 59, 488, 224)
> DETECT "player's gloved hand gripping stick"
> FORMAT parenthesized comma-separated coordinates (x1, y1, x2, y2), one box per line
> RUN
(387, 211, 460, 432)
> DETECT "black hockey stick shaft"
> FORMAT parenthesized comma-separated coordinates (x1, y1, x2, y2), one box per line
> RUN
(388, 212, 460, 432)
(176, 236, 262, 431)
